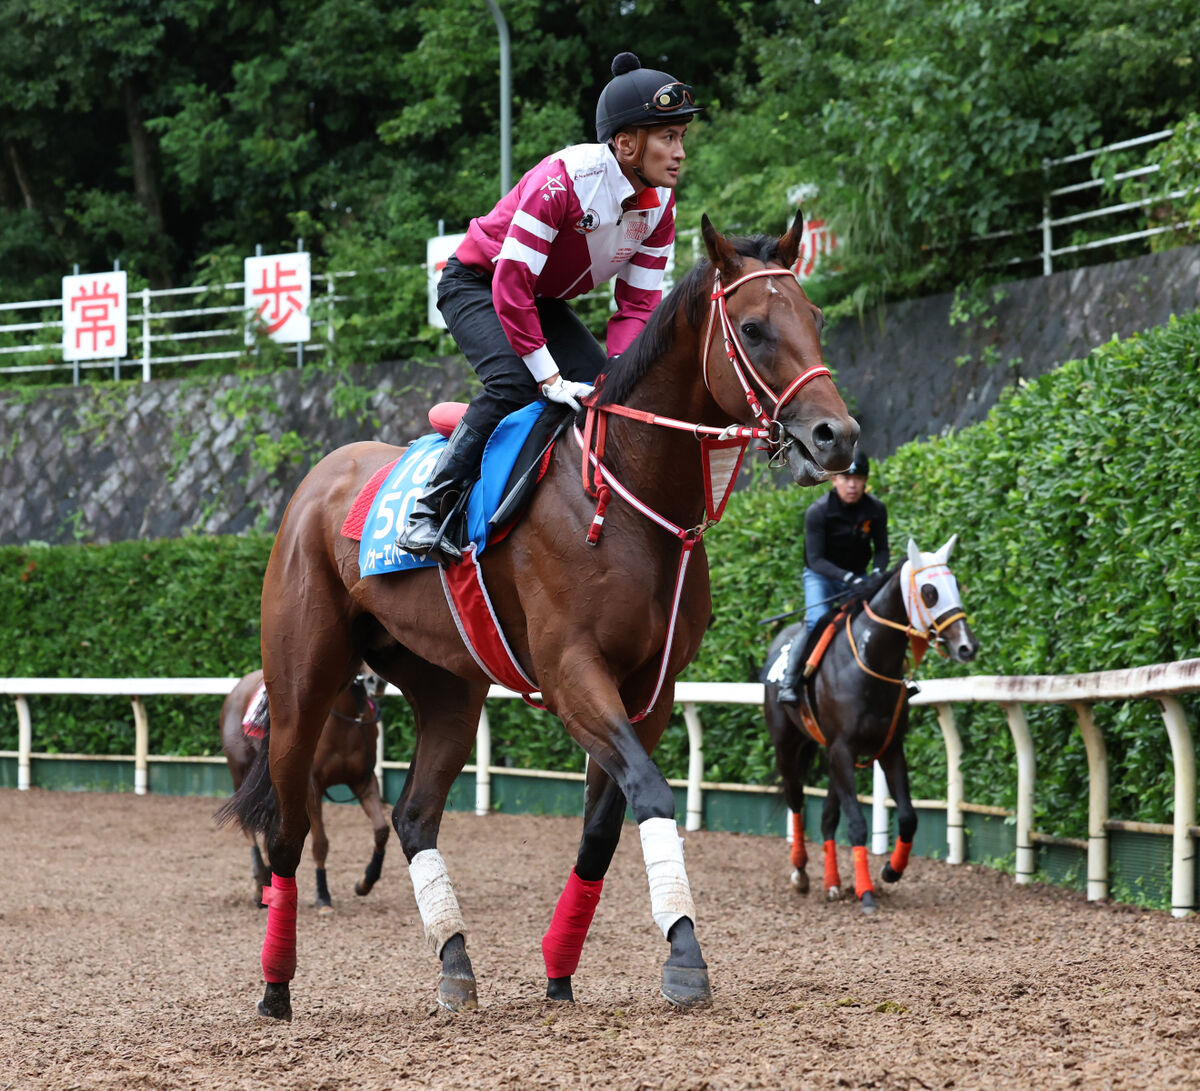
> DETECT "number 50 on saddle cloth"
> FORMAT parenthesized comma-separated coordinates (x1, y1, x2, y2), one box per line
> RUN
(342, 401, 555, 578)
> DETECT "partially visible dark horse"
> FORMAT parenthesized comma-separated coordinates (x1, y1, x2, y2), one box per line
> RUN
(763, 536, 978, 912)
(218, 211, 859, 1020)
(220, 667, 389, 913)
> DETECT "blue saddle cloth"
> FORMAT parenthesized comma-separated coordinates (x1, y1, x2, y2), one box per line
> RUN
(357, 401, 545, 577)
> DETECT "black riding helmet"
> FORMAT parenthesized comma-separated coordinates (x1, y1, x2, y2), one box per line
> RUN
(843, 449, 870, 478)
(596, 52, 703, 143)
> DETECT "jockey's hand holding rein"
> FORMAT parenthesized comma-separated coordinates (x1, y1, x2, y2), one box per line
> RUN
(541, 372, 595, 411)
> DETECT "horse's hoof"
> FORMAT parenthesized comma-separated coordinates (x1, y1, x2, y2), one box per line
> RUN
(316, 902, 335, 917)
(437, 972, 478, 1012)
(826, 885, 841, 902)
(790, 868, 810, 894)
(546, 976, 574, 1003)
(353, 880, 373, 897)
(257, 982, 292, 1021)
(661, 965, 712, 1010)
(860, 891, 877, 915)
(881, 862, 902, 884)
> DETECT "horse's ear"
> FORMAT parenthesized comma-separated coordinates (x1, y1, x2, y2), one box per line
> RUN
(776, 207, 805, 270)
(906, 538, 923, 570)
(938, 533, 958, 562)
(701, 213, 742, 280)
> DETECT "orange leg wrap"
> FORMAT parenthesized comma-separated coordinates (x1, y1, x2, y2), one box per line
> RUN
(890, 838, 913, 876)
(853, 845, 874, 899)
(790, 812, 808, 870)
(823, 840, 840, 891)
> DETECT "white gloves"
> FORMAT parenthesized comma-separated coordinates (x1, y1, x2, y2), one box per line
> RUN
(540, 375, 594, 411)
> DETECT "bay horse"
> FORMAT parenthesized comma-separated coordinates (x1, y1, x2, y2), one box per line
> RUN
(219, 668, 389, 912)
(217, 211, 858, 1020)
(763, 536, 978, 912)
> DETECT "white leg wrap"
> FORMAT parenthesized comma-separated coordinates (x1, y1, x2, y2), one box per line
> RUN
(408, 849, 467, 957)
(639, 817, 696, 938)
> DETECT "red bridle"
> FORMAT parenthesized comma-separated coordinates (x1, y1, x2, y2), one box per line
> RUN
(701, 267, 832, 433)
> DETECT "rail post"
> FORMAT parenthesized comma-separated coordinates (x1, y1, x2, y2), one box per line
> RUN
(1071, 701, 1109, 902)
(935, 702, 965, 864)
(681, 702, 704, 832)
(1158, 696, 1195, 918)
(871, 761, 890, 854)
(1004, 702, 1036, 883)
(16, 696, 32, 790)
(132, 697, 149, 795)
(475, 705, 492, 817)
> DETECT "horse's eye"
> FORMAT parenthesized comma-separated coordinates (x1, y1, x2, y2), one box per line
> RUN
(920, 585, 939, 608)
(740, 321, 763, 342)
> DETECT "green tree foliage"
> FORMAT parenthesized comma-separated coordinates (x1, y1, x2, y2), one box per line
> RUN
(4, 1, 1196, 322)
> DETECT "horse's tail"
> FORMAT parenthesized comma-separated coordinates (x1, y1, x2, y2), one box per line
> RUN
(213, 721, 279, 838)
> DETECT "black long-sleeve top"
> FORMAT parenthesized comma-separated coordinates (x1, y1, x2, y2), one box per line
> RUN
(803, 490, 890, 581)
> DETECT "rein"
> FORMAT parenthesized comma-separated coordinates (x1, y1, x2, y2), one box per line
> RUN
(569, 263, 829, 724)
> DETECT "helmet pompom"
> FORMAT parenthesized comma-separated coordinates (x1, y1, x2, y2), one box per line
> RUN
(611, 52, 641, 76)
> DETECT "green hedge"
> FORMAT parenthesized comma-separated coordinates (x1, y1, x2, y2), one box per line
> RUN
(3, 310, 1198, 836)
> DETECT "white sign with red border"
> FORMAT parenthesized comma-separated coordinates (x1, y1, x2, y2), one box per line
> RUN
(62, 272, 127, 361)
(244, 252, 311, 344)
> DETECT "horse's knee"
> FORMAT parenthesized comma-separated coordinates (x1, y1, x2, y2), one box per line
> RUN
(373, 823, 390, 854)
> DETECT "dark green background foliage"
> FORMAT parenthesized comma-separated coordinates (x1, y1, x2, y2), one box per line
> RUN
(3, 312, 1198, 836)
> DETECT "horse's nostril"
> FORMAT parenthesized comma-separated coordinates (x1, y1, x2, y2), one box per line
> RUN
(811, 421, 835, 451)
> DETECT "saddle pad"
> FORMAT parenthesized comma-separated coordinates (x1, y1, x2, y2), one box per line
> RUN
(764, 641, 793, 685)
(352, 401, 547, 577)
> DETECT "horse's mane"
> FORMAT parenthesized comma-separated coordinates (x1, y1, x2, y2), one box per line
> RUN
(593, 231, 790, 408)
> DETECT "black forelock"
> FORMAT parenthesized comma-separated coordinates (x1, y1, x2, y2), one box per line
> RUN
(593, 231, 789, 408)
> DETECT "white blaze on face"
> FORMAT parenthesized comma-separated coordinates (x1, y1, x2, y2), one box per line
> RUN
(900, 535, 964, 635)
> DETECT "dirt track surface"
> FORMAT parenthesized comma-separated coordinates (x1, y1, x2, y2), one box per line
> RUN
(3, 789, 1199, 1090)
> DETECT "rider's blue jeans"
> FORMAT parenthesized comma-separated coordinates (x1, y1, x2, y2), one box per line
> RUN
(803, 567, 844, 631)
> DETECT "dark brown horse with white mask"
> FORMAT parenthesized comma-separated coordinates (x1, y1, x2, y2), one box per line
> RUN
(220, 667, 389, 912)
(217, 211, 858, 1021)
(763, 535, 978, 913)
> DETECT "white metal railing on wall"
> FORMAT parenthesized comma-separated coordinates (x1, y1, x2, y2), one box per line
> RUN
(3, 665, 1199, 914)
(0, 274, 350, 384)
(977, 129, 1190, 276)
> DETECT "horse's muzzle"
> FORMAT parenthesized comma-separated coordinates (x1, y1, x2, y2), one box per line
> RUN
(782, 416, 860, 485)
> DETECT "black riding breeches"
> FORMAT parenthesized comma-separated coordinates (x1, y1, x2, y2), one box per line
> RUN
(436, 256, 607, 437)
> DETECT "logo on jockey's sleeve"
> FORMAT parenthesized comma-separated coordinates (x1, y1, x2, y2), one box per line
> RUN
(574, 209, 600, 234)
(540, 173, 567, 201)
(859, 519, 872, 536)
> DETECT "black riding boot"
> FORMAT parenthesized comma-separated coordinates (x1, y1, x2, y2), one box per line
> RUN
(776, 628, 807, 705)
(395, 420, 487, 564)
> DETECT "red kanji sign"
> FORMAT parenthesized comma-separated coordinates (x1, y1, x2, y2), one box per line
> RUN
(244, 253, 311, 344)
(62, 272, 127, 361)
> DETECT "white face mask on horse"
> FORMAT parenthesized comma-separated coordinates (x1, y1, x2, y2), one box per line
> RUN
(900, 534, 967, 639)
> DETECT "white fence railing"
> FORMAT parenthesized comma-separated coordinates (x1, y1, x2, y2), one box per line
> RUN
(4, 663, 1199, 913)
(910, 658, 1200, 917)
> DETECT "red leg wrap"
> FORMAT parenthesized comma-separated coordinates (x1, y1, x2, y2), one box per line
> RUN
(261, 874, 298, 983)
(823, 840, 840, 891)
(853, 845, 874, 899)
(541, 868, 604, 979)
(890, 838, 913, 876)
(790, 812, 808, 870)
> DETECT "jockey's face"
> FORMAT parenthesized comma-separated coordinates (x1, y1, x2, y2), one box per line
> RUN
(640, 123, 688, 188)
(833, 473, 867, 504)
(613, 123, 688, 189)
